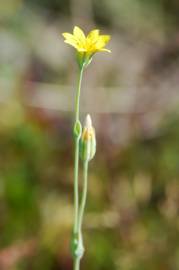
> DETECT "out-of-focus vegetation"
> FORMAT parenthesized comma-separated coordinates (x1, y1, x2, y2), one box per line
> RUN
(0, 0, 179, 269)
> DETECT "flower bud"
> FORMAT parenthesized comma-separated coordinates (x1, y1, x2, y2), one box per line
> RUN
(80, 114, 96, 162)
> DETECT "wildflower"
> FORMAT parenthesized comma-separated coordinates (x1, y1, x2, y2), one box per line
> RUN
(80, 114, 96, 162)
(62, 26, 111, 68)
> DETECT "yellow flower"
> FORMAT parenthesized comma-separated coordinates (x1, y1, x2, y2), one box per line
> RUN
(62, 26, 111, 67)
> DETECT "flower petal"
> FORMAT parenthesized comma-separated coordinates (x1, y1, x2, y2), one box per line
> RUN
(63, 32, 76, 41)
(99, 35, 111, 44)
(73, 26, 86, 44)
(95, 35, 111, 50)
(98, 48, 111, 53)
(64, 40, 79, 49)
(64, 40, 86, 51)
(62, 33, 79, 47)
(87, 29, 100, 43)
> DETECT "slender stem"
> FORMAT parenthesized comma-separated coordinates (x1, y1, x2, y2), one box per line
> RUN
(73, 137, 80, 234)
(74, 257, 80, 270)
(74, 161, 88, 270)
(78, 161, 89, 236)
(75, 67, 84, 122)
(73, 67, 84, 270)
(73, 66, 84, 234)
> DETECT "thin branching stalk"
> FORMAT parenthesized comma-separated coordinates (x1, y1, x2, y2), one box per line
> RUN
(73, 66, 84, 234)
(73, 66, 84, 270)
(75, 160, 89, 270)
(74, 257, 80, 270)
(75, 67, 84, 123)
(78, 160, 88, 235)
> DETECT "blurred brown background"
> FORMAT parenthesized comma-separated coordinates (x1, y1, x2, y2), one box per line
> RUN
(0, 0, 179, 269)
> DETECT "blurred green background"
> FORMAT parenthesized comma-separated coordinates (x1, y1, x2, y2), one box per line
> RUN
(0, 0, 179, 269)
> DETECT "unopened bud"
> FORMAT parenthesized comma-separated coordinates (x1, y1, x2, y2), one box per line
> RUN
(80, 114, 96, 162)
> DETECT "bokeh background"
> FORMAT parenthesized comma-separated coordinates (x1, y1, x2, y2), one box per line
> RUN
(1, 0, 179, 269)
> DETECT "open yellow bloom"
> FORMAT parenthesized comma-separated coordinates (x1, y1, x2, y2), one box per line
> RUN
(62, 26, 111, 55)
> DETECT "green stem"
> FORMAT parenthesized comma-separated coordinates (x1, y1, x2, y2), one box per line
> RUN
(73, 66, 84, 270)
(73, 66, 84, 234)
(75, 67, 84, 123)
(73, 137, 80, 234)
(74, 257, 80, 270)
(74, 161, 88, 270)
(78, 161, 89, 235)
